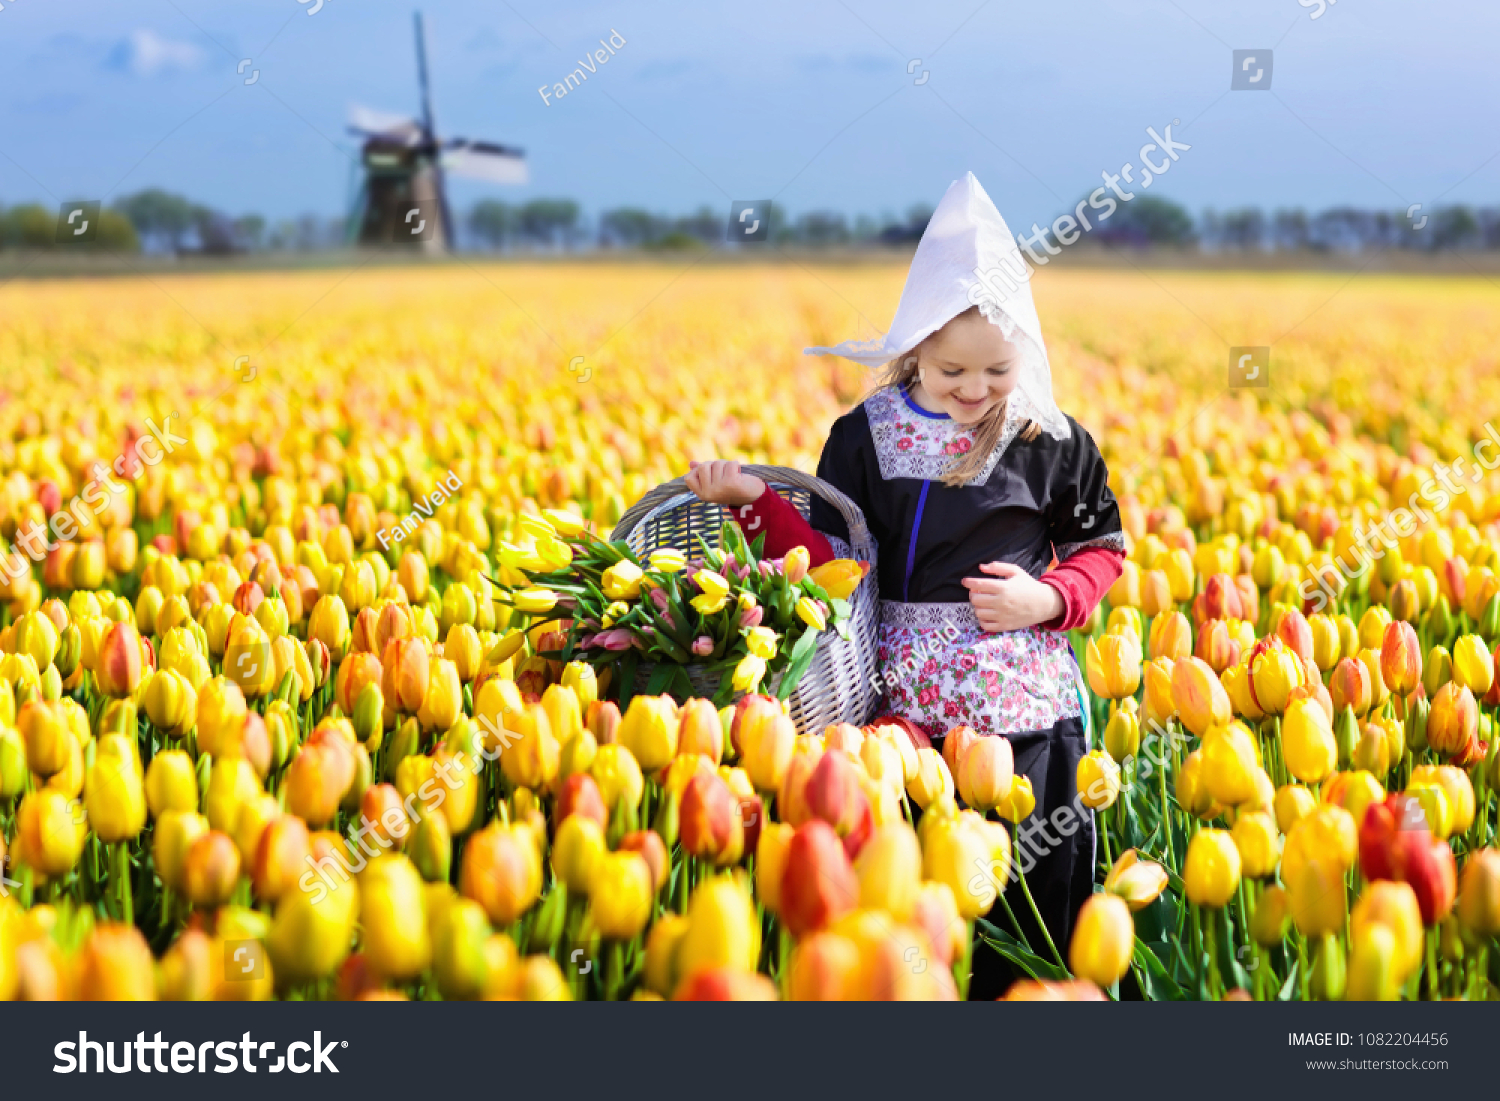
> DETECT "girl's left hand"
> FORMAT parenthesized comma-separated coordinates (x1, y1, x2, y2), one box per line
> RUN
(962, 561, 1065, 633)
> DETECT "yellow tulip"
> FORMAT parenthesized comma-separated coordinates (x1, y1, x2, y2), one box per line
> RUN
(806, 559, 866, 599)
(1147, 611, 1191, 661)
(1086, 632, 1142, 699)
(995, 774, 1036, 823)
(591, 851, 655, 939)
(853, 824, 922, 922)
(1282, 696, 1336, 784)
(1453, 634, 1494, 696)
(618, 694, 679, 773)
(1069, 894, 1134, 987)
(1104, 849, 1168, 910)
(84, 736, 147, 843)
(601, 560, 644, 602)
(1286, 857, 1346, 938)
(1182, 829, 1240, 908)
(1230, 811, 1281, 878)
(906, 746, 954, 810)
(1201, 721, 1260, 807)
(675, 874, 761, 980)
(1077, 750, 1120, 809)
(794, 596, 826, 631)
(1250, 642, 1302, 716)
(732, 655, 768, 692)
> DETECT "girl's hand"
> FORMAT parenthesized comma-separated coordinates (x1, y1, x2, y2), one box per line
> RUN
(961, 561, 1065, 633)
(685, 460, 766, 507)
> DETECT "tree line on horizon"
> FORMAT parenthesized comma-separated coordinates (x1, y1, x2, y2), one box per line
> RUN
(3, 187, 1499, 256)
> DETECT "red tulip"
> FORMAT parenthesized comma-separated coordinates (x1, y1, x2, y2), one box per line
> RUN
(1276, 609, 1317, 673)
(1359, 794, 1458, 924)
(680, 771, 743, 866)
(1201, 573, 1242, 622)
(1194, 618, 1240, 674)
(672, 966, 777, 1001)
(95, 621, 146, 698)
(556, 772, 607, 831)
(804, 749, 873, 859)
(619, 829, 669, 893)
(1329, 657, 1372, 716)
(780, 820, 858, 938)
(1234, 575, 1260, 625)
(1380, 620, 1421, 696)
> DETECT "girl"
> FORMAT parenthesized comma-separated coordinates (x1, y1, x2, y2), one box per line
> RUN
(686, 173, 1125, 998)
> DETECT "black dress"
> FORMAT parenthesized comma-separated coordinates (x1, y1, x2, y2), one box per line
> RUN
(806, 381, 1125, 997)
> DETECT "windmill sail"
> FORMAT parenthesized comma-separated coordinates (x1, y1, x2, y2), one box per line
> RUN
(442, 140, 529, 184)
(348, 103, 423, 143)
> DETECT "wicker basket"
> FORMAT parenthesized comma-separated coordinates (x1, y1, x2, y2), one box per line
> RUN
(610, 464, 880, 733)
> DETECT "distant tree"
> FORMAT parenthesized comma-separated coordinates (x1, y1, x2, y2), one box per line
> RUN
(1271, 209, 1308, 250)
(233, 214, 266, 250)
(598, 207, 664, 247)
(96, 210, 141, 251)
(794, 211, 850, 246)
(1430, 206, 1479, 250)
(670, 206, 721, 245)
(0, 204, 138, 251)
(876, 204, 932, 245)
(1093, 195, 1195, 246)
(113, 188, 198, 251)
(469, 200, 516, 249)
(2, 204, 57, 247)
(517, 199, 580, 248)
(1220, 207, 1265, 249)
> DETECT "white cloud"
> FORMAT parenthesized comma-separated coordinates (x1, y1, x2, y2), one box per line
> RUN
(108, 29, 206, 76)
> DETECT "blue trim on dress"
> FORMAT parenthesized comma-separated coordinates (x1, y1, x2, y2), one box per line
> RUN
(900, 382, 950, 420)
(903, 479, 932, 602)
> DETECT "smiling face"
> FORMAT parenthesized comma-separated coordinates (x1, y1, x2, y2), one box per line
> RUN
(911, 309, 1023, 424)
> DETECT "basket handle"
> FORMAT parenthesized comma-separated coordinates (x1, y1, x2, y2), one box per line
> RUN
(609, 463, 873, 558)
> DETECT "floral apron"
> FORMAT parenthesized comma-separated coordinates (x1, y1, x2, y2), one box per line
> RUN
(873, 599, 1088, 739)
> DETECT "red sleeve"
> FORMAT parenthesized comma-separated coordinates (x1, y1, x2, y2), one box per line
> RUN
(730, 485, 835, 565)
(1038, 547, 1125, 631)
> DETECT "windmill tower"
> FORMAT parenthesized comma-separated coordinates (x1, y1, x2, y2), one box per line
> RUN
(347, 12, 527, 253)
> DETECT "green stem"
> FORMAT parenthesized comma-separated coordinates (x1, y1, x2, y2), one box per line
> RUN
(956, 919, 974, 1000)
(1016, 863, 1067, 972)
(1425, 927, 1439, 1001)
(116, 841, 133, 927)
(1203, 905, 1222, 999)
(1159, 747, 1174, 867)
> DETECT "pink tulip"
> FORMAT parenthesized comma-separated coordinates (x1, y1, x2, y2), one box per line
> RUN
(739, 605, 764, 629)
(692, 636, 714, 657)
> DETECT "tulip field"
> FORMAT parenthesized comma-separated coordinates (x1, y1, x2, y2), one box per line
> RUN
(2, 262, 1500, 1001)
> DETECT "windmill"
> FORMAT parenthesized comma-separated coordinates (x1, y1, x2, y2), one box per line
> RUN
(347, 12, 527, 253)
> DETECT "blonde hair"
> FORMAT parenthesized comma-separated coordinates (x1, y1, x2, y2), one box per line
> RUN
(870, 306, 1041, 488)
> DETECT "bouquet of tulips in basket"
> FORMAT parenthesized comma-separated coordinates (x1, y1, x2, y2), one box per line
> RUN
(488, 510, 869, 708)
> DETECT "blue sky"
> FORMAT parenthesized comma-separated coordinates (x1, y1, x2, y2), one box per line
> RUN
(2, 0, 1497, 229)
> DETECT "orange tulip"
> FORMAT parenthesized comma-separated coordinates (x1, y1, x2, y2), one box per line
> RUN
(1148, 611, 1192, 661)
(1194, 618, 1240, 673)
(1171, 655, 1231, 735)
(780, 820, 858, 938)
(1380, 620, 1421, 696)
(1427, 682, 1478, 759)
